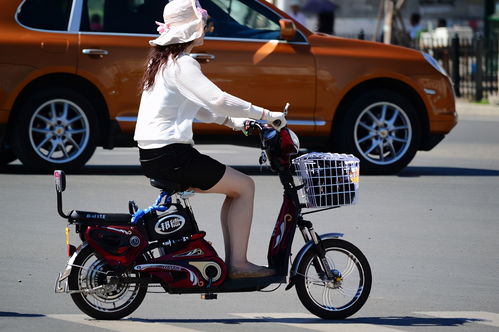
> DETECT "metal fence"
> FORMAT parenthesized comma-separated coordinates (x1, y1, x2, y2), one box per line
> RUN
(343, 32, 499, 101)
(416, 35, 499, 101)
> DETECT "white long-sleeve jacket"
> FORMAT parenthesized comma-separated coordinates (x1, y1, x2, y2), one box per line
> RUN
(134, 53, 267, 149)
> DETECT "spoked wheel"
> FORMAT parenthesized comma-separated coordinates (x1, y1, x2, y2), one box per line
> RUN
(295, 239, 371, 319)
(334, 89, 421, 174)
(12, 88, 98, 172)
(68, 246, 147, 320)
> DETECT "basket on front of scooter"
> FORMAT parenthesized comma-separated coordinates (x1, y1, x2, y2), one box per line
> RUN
(292, 152, 360, 208)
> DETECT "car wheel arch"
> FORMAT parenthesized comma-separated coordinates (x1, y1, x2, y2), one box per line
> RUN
(8, 73, 110, 147)
(331, 78, 429, 150)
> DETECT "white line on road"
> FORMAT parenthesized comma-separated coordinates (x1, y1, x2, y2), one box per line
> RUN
(230, 313, 404, 332)
(417, 311, 499, 328)
(47, 314, 201, 332)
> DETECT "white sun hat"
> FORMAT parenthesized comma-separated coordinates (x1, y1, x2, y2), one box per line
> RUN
(149, 0, 208, 46)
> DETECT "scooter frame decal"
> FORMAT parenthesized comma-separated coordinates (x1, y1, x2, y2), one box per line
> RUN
(134, 264, 199, 285)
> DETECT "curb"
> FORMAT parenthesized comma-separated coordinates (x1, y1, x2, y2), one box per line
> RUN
(456, 99, 499, 117)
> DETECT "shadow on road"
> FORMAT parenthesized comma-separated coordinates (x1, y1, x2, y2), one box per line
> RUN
(128, 315, 482, 327)
(2, 164, 499, 177)
(0, 165, 276, 176)
(0, 311, 484, 328)
(399, 166, 499, 177)
(0, 311, 45, 317)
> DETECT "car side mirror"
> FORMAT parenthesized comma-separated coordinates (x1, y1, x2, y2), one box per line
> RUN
(279, 19, 296, 41)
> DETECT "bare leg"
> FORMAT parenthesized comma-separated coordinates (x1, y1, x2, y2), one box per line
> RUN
(197, 166, 274, 277)
(220, 196, 232, 265)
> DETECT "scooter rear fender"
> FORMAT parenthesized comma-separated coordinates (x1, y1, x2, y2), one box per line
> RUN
(57, 242, 89, 283)
(285, 233, 343, 291)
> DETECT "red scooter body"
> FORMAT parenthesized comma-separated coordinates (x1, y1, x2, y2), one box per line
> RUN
(85, 225, 148, 267)
(54, 119, 371, 321)
(134, 233, 227, 289)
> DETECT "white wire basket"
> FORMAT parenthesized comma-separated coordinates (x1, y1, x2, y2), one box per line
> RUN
(292, 152, 360, 208)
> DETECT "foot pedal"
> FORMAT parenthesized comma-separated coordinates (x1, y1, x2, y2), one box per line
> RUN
(201, 293, 217, 300)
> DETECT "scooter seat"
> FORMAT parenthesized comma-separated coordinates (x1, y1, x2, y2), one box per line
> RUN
(150, 178, 189, 193)
(69, 210, 132, 225)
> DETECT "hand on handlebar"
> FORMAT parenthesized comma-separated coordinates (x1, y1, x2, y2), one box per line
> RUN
(224, 117, 252, 131)
(262, 110, 287, 131)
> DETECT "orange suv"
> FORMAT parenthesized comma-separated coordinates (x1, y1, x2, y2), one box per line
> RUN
(0, 0, 457, 174)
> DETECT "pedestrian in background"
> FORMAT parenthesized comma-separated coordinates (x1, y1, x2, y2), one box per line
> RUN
(289, 1, 307, 27)
(409, 13, 423, 40)
(302, 0, 337, 35)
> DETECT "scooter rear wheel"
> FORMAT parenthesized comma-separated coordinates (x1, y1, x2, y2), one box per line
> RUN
(295, 239, 371, 319)
(68, 245, 147, 320)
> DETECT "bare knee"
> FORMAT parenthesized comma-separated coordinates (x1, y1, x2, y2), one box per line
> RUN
(203, 167, 255, 199)
(227, 175, 254, 199)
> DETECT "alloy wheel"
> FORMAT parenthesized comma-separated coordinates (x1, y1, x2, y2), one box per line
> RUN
(28, 99, 90, 164)
(354, 102, 412, 165)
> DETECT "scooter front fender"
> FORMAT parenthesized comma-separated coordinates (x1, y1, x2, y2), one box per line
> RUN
(285, 233, 343, 291)
(55, 242, 88, 293)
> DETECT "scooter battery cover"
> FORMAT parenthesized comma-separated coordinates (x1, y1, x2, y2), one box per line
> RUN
(145, 204, 198, 241)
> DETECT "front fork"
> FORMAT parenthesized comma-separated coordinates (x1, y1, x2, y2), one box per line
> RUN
(298, 220, 335, 280)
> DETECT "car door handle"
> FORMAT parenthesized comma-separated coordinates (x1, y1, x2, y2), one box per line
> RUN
(190, 53, 216, 63)
(82, 49, 109, 56)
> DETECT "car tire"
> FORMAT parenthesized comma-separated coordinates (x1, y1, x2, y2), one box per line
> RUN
(335, 89, 421, 174)
(0, 146, 17, 165)
(12, 88, 98, 172)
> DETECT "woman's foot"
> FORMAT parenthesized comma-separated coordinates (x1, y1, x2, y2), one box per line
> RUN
(228, 263, 276, 279)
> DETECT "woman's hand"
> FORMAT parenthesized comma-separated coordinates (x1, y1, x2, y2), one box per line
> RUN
(223, 117, 251, 131)
(262, 110, 287, 131)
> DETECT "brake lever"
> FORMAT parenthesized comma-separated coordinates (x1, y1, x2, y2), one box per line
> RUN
(283, 102, 290, 116)
(242, 120, 261, 136)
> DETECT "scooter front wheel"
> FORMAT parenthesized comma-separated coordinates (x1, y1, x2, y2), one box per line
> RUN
(295, 239, 371, 319)
(68, 245, 147, 320)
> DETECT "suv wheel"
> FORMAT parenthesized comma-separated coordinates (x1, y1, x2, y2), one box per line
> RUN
(12, 88, 98, 172)
(335, 89, 421, 174)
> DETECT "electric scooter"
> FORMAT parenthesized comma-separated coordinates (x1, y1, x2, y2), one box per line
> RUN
(54, 109, 371, 320)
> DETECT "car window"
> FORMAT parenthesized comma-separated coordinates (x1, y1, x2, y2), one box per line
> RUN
(17, 0, 73, 31)
(200, 0, 305, 42)
(80, 0, 166, 34)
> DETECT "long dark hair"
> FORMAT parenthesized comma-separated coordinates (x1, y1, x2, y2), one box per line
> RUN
(140, 42, 193, 92)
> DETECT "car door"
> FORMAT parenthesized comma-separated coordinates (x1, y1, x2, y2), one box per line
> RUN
(196, 0, 316, 135)
(77, 0, 164, 135)
(77, 0, 316, 137)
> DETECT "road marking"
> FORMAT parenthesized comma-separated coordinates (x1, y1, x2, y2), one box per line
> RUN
(231, 313, 404, 332)
(47, 314, 200, 332)
(417, 311, 499, 328)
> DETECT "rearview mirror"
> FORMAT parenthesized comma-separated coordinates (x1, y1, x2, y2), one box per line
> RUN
(279, 19, 296, 41)
(54, 170, 66, 192)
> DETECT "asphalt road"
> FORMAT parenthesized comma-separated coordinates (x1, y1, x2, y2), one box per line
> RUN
(1, 106, 498, 332)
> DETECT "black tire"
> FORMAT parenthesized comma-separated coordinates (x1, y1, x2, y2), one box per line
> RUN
(0, 146, 17, 165)
(295, 239, 371, 319)
(335, 89, 421, 174)
(68, 245, 147, 320)
(12, 88, 98, 172)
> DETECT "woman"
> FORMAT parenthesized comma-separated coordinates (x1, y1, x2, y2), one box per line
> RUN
(134, 0, 286, 279)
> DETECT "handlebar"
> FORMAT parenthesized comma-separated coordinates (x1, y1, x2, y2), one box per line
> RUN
(243, 102, 290, 136)
(271, 102, 290, 129)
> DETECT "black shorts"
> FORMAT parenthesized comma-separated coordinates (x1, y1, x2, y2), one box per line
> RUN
(139, 144, 226, 191)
